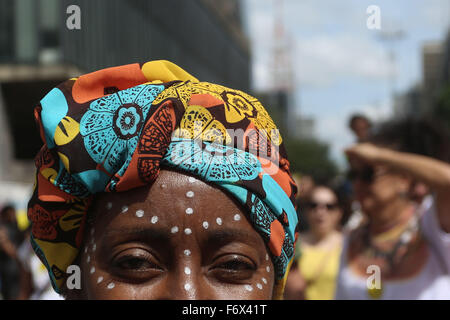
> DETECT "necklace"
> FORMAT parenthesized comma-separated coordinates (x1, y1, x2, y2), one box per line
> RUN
(363, 207, 419, 299)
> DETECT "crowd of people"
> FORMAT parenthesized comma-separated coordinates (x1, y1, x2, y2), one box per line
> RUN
(284, 114, 450, 300)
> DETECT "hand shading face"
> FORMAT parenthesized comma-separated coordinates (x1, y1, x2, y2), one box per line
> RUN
(71, 169, 274, 299)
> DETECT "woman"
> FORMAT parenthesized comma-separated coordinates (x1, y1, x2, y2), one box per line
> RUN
(336, 119, 450, 299)
(284, 186, 343, 300)
(27, 60, 298, 299)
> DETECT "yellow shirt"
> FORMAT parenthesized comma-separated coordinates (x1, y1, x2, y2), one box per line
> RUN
(298, 243, 342, 300)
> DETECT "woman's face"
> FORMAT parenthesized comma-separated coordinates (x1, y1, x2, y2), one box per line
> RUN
(350, 163, 410, 217)
(73, 169, 274, 299)
(305, 187, 341, 236)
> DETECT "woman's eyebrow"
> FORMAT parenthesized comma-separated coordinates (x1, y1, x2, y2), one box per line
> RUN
(204, 228, 261, 247)
(102, 227, 170, 242)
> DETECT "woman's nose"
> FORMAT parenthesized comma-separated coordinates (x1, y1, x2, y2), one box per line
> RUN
(160, 264, 205, 300)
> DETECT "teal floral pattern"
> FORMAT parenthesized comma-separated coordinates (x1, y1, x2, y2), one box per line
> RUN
(80, 84, 164, 175)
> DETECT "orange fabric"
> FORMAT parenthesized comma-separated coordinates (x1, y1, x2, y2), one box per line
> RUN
(72, 63, 148, 103)
(269, 219, 286, 257)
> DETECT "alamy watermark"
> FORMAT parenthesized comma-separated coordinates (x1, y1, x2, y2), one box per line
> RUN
(366, 5, 381, 30)
(66, 5, 81, 30)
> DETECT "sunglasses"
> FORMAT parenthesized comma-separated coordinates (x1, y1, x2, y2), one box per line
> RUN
(347, 166, 374, 183)
(306, 201, 338, 210)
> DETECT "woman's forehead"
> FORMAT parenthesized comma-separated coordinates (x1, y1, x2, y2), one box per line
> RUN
(89, 169, 258, 239)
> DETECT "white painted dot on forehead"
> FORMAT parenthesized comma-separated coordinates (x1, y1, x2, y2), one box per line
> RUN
(262, 277, 267, 285)
(86, 255, 91, 264)
(184, 249, 191, 256)
(184, 283, 192, 291)
(265, 254, 269, 261)
(161, 183, 167, 189)
(171, 226, 179, 234)
(121, 206, 128, 213)
(84, 247, 88, 254)
(151, 216, 159, 224)
(184, 228, 192, 235)
(185, 207, 193, 215)
(202, 221, 209, 229)
(216, 217, 222, 225)
(97, 276, 103, 284)
(106, 202, 112, 210)
(184, 267, 191, 275)
(256, 283, 263, 290)
(136, 209, 144, 218)
(244, 284, 253, 292)
(188, 177, 196, 183)
(233, 214, 241, 221)
(92, 243, 97, 251)
(107, 282, 115, 289)
(266, 266, 270, 273)
(186, 191, 194, 198)
(90, 266, 95, 274)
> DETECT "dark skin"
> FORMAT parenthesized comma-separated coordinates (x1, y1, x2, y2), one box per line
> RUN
(67, 169, 275, 299)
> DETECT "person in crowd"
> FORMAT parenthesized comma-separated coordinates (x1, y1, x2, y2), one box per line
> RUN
(348, 114, 372, 143)
(0, 205, 26, 299)
(27, 60, 299, 299)
(336, 118, 450, 299)
(293, 173, 315, 232)
(284, 185, 343, 300)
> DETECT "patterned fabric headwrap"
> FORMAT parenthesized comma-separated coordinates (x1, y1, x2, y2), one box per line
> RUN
(27, 60, 299, 299)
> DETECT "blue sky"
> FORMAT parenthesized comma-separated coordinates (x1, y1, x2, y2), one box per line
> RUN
(242, 0, 450, 168)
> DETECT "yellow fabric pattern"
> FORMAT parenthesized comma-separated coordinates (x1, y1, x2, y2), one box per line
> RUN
(298, 244, 342, 300)
(141, 60, 199, 83)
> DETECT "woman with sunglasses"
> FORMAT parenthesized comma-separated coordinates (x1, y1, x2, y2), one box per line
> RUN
(336, 119, 450, 299)
(284, 185, 343, 300)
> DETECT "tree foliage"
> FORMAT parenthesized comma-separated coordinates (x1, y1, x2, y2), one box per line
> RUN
(283, 137, 338, 184)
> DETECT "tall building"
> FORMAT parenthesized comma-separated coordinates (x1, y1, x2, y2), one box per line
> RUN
(0, 0, 250, 209)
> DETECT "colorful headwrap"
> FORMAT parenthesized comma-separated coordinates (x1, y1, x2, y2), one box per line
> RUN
(27, 60, 299, 299)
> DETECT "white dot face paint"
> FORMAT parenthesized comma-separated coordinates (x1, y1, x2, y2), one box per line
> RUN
(121, 206, 128, 213)
(86, 255, 91, 264)
(266, 266, 270, 273)
(265, 254, 269, 261)
(184, 267, 191, 275)
(233, 214, 241, 221)
(184, 249, 191, 256)
(188, 177, 196, 183)
(202, 221, 209, 229)
(262, 277, 267, 285)
(107, 283, 115, 289)
(84, 247, 88, 254)
(92, 243, 97, 252)
(184, 283, 192, 291)
(151, 216, 158, 224)
(185, 207, 193, 215)
(186, 191, 194, 198)
(171, 226, 179, 234)
(106, 202, 112, 210)
(216, 218, 222, 225)
(184, 228, 192, 235)
(90, 267, 95, 274)
(97, 276, 103, 284)
(256, 283, 263, 290)
(244, 285, 253, 292)
(136, 209, 145, 218)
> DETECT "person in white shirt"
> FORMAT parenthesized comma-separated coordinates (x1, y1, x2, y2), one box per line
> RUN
(336, 118, 450, 300)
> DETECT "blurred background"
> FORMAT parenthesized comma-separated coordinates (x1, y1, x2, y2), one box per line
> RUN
(0, 0, 448, 299)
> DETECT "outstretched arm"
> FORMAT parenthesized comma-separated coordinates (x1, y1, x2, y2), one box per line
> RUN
(345, 143, 450, 233)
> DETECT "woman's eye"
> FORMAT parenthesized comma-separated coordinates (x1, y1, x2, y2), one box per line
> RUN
(111, 249, 163, 281)
(210, 255, 256, 282)
(115, 256, 156, 271)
